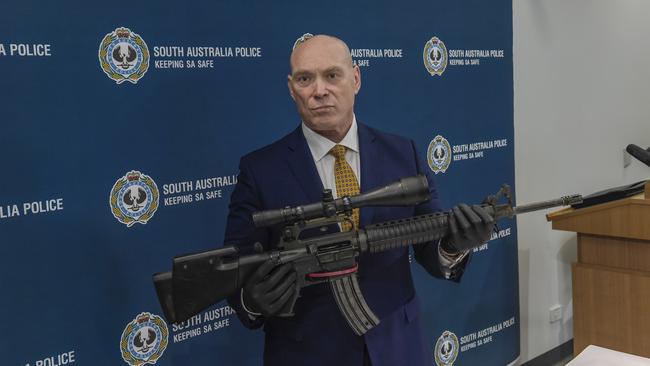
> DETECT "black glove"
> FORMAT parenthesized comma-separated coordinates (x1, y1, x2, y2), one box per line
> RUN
(441, 203, 495, 253)
(242, 260, 297, 317)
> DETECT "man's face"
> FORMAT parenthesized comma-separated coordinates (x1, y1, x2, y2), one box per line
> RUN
(288, 36, 361, 138)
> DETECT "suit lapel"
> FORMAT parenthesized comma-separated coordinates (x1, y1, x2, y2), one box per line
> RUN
(285, 126, 324, 204)
(358, 122, 379, 227)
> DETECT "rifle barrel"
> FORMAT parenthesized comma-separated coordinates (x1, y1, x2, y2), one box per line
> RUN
(512, 194, 582, 215)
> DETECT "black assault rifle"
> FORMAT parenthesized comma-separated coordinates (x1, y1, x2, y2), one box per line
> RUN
(153, 175, 582, 335)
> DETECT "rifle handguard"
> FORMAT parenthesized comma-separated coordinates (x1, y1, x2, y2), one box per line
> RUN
(364, 212, 449, 253)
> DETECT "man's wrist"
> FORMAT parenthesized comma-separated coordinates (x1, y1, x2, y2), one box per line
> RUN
(439, 238, 460, 256)
(240, 289, 262, 318)
(438, 240, 470, 270)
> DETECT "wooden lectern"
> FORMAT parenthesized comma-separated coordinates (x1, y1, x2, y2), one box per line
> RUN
(546, 181, 650, 357)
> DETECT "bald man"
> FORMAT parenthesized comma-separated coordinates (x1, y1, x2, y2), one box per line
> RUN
(224, 34, 493, 366)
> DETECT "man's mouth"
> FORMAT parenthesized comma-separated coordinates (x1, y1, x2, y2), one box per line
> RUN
(311, 106, 335, 112)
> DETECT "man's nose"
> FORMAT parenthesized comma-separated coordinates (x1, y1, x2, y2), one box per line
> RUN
(313, 77, 329, 98)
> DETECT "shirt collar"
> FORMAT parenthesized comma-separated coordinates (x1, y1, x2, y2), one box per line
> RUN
(302, 115, 359, 162)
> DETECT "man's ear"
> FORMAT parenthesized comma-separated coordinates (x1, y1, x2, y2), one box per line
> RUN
(353, 65, 361, 95)
(287, 75, 296, 101)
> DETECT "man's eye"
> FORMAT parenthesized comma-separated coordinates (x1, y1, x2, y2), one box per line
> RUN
(297, 76, 312, 84)
(327, 73, 339, 79)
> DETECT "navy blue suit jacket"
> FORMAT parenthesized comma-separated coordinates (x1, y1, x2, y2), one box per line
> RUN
(224, 122, 468, 366)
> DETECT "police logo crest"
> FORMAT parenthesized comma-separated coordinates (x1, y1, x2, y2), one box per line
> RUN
(120, 312, 168, 366)
(434, 330, 459, 366)
(427, 135, 452, 174)
(99, 27, 150, 84)
(110, 170, 159, 226)
(423, 36, 448, 76)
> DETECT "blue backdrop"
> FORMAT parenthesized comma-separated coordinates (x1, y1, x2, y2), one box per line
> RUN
(0, 1, 516, 365)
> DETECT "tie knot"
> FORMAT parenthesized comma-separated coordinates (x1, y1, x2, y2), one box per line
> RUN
(329, 145, 347, 160)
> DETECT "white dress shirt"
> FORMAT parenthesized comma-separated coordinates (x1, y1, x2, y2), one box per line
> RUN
(301, 116, 360, 199)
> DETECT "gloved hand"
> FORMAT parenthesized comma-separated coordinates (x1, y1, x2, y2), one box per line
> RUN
(242, 260, 297, 317)
(441, 203, 495, 253)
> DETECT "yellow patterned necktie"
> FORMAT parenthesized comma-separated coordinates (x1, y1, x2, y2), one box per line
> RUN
(329, 144, 360, 231)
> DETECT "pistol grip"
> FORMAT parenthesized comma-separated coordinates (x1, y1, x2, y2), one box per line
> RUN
(276, 281, 301, 317)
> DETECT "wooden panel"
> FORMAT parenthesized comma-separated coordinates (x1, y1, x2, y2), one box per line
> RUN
(578, 234, 650, 272)
(572, 263, 650, 357)
(548, 197, 650, 241)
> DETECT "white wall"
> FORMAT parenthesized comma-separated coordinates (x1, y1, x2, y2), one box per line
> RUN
(514, 0, 650, 362)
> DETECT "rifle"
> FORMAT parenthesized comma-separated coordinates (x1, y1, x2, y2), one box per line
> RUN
(153, 175, 582, 336)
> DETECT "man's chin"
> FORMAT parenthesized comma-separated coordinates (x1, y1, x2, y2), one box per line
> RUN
(307, 114, 336, 126)
(305, 118, 338, 131)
